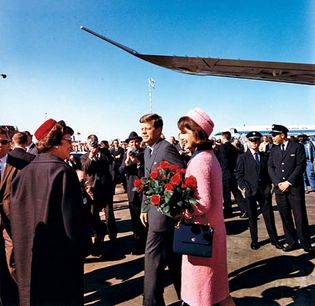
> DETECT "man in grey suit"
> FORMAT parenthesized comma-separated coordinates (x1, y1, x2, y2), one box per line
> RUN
(139, 113, 185, 306)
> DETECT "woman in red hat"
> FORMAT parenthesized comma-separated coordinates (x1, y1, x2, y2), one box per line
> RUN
(10, 119, 91, 306)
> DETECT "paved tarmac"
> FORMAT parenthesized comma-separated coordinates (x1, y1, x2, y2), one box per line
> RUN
(84, 185, 315, 306)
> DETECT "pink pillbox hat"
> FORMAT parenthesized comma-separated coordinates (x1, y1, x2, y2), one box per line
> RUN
(186, 107, 214, 137)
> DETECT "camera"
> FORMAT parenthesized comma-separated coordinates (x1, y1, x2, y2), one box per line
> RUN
(90, 140, 98, 148)
(128, 148, 142, 158)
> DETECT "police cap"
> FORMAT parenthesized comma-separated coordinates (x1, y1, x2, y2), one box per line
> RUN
(246, 131, 262, 141)
(271, 124, 289, 136)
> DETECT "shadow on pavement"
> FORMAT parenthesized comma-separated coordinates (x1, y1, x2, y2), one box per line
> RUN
(84, 257, 145, 305)
(225, 219, 249, 235)
(229, 253, 315, 304)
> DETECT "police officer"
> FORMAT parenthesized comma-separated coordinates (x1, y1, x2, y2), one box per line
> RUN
(268, 124, 313, 253)
(235, 131, 281, 250)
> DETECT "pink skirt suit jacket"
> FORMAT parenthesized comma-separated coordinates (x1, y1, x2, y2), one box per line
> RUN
(181, 149, 230, 306)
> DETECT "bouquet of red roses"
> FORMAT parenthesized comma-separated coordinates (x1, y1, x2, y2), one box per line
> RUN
(133, 160, 198, 218)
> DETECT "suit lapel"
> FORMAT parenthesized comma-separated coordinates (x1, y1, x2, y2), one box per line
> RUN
(0, 164, 15, 191)
(146, 139, 163, 173)
(247, 150, 259, 173)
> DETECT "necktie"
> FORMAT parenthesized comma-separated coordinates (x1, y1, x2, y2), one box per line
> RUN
(0, 160, 2, 183)
(254, 152, 260, 164)
(281, 144, 285, 156)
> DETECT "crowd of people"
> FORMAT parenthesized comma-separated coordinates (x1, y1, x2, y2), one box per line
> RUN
(0, 111, 314, 306)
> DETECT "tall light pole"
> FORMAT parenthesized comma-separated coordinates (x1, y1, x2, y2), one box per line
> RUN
(148, 78, 155, 113)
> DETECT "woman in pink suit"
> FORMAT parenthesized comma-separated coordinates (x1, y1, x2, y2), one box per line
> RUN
(177, 108, 235, 306)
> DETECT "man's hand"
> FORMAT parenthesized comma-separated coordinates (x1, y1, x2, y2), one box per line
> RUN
(140, 212, 148, 227)
(278, 181, 290, 192)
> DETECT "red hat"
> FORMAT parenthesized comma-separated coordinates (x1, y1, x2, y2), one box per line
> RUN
(186, 107, 214, 137)
(34, 118, 57, 141)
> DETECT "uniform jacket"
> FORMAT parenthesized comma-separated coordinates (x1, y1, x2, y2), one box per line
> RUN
(142, 139, 185, 232)
(268, 141, 306, 194)
(10, 153, 91, 306)
(235, 150, 271, 197)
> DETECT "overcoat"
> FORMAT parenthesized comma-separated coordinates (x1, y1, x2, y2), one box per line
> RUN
(181, 149, 230, 306)
(10, 153, 91, 306)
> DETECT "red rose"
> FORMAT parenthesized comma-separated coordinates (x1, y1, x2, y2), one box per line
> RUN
(180, 168, 186, 174)
(133, 178, 143, 187)
(137, 185, 144, 193)
(150, 170, 159, 179)
(151, 194, 161, 206)
(185, 176, 197, 189)
(170, 173, 182, 186)
(169, 164, 180, 172)
(165, 183, 174, 192)
(159, 161, 170, 169)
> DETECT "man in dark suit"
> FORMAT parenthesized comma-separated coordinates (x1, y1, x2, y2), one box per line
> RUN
(268, 124, 313, 253)
(235, 131, 281, 250)
(119, 131, 147, 254)
(219, 131, 248, 218)
(8, 132, 35, 169)
(24, 131, 38, 155)
(81, 135, 116, 255)
(139, 113, 185, 306)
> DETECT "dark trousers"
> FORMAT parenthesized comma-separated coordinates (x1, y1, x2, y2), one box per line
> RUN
(0, 233, 18, 306)
(223, 175, 248, 214)
(247, 190, 278, 243)
(143, 230, 181, 306)
(129, 199, 147, 249)
(91, 200, 117, 241)
(275, 189, 311, 247)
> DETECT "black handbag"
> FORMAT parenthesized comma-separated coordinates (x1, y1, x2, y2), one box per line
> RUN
(173, 222, 214, 257)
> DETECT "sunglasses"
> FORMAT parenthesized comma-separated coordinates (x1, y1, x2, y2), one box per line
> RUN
(0, 140, 9, 145)
(271, 132, 281, 137)
(248, 139, 260, 142)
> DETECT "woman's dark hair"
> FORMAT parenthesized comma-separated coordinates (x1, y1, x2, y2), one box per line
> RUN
(177, 116, 209, 148)
(37, 120, 73, 153)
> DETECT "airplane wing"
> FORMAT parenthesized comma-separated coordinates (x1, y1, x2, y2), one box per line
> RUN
(81, 26, 315, 86)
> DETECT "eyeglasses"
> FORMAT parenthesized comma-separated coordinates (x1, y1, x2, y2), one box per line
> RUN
(0, 140, 9, 145)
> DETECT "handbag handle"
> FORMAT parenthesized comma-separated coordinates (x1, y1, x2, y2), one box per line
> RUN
(176, 211, 211, 228)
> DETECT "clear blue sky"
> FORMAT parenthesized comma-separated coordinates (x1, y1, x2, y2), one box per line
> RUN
(1, 0, 314, 141)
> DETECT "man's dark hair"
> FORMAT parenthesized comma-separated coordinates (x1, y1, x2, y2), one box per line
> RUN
(139, 113, 163, 130)
(221, 131, 232, 140)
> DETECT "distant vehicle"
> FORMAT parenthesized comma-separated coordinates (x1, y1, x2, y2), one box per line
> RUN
(0, 125, 18, 138)
(70, 151, 85, 160)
